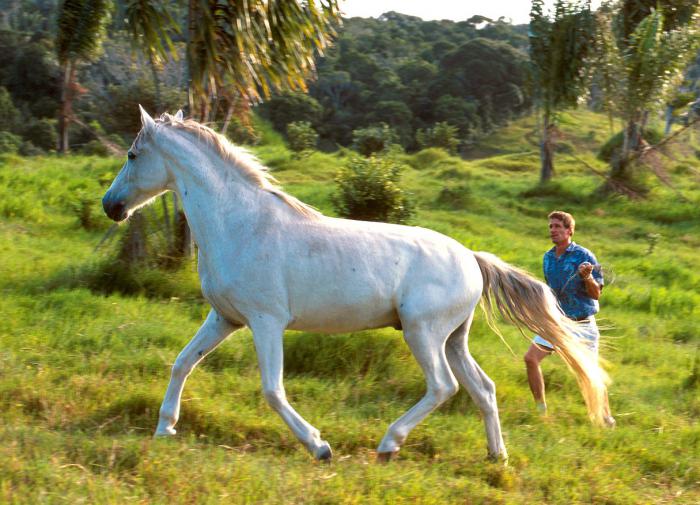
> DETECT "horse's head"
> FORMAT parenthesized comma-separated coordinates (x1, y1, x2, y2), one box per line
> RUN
(102, 105, 182, 222)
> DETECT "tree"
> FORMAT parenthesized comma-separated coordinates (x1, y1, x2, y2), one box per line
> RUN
(56, 0, 112, 152)
(439, 38, 531, 131)
(415, 122, 460, 154)
(595, 2, 700, 184)
(529, 0, 596, 182)
(185, 0, 340, 121)
(260, 91, 323, 133)
(112, 0, 341, 259)
(124, 0, 181, 111)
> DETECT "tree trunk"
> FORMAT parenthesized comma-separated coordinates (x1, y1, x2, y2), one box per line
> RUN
(664, 105, 674, 136)
(612, 118, 641, 181)
(539, 116, 555, 183)
(58, 61, 75, 153)
(118, 212, 148, 265)
(221, 99, 236, 134)
(186, 0, 196, 117)
(149, 52, 162, 112)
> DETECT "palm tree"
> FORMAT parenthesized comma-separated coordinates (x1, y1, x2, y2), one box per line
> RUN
(529, 0, 595, 183)
(56, 0, 112, 152)
(595, 2, 700, 184)
(124, 0, 181, 111)
(120, 0, 341, 258)
(185, 0, 340, 121)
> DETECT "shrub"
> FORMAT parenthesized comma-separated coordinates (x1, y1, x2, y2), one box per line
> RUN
(0, 131, 22, 154)
(408, 148, 450, 170)
(225, 116, 261, 145)
(259, 91, 322, 133)
(0, 87, 20, 134)
(19, 141, 43, 156)
(22, 118, 57, 151)
(597, 128, 664, 162)
(435, 183, 472, 209)
(332, 155, 414, 223)
(415, 122, 460, 154)
(351, 123, 399, 156)
(286, 121, 318, 155)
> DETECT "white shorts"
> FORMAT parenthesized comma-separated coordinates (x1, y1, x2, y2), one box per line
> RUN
(533, 316, 599, 355)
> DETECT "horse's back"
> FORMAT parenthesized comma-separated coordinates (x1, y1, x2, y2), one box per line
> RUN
(281, 216, 482, 332)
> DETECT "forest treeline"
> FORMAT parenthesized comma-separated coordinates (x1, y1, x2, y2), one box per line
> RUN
(0, 3, 534, 154)
(261, 12, 531, 150)
(1, 1, 700, 172)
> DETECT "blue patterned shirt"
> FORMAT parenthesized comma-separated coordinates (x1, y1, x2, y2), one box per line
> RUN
(543, 242, 603, 320)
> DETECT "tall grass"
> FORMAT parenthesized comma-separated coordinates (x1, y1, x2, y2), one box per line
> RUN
(1, 112, 699, 503)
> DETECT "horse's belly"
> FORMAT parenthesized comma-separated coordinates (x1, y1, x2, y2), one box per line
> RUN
(286, 297, 399, 333)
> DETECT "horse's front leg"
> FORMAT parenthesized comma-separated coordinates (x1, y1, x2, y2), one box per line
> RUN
(250, 316, 332, 461)
(155, 309, 240, 437)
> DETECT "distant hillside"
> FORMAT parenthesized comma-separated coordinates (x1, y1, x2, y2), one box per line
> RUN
(259, 12, 531, 150)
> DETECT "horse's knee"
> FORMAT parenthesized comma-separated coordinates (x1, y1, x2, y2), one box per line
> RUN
(482, 376, 496, 396)
(171, 357, 194, 380)
(262, 387, 286, 411)
(431, 379, 459, 404)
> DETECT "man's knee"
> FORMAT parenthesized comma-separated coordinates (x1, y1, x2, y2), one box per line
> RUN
(524, 345, 549, 367)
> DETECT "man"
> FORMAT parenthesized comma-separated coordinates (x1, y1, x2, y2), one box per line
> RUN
(523, 210, 614, 426)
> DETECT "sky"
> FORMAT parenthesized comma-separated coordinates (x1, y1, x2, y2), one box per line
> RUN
(340, 0, 603, 25)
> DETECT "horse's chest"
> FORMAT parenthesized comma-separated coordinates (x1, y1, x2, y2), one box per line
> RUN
(198, 259, 281, 324)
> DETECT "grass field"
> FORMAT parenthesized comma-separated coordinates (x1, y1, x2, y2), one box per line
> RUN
(1, 111, 699, 504)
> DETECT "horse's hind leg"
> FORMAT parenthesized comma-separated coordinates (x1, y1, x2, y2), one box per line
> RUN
(155, 309, 239, 436)
(445, 317, 508, 462)
(377, 320, 459, 460)
(249, 316, 332, 461)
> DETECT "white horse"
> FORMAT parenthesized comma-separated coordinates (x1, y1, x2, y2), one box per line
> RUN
(102, 106, 609, 462)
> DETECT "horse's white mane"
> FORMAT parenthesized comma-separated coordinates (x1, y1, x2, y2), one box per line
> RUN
(155, 112, 321, 220)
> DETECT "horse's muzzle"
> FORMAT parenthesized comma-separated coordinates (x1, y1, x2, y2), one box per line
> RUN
(102, 193, 127, 222)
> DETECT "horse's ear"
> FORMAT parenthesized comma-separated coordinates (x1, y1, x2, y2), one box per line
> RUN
(139, 104, 156, 133)
(174, 109, 183, 121)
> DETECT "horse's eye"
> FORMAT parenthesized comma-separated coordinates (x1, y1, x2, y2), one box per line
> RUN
(128, 151, 136, 160)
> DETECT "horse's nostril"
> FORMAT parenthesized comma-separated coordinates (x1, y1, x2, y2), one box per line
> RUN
(104, 199, 126, 221)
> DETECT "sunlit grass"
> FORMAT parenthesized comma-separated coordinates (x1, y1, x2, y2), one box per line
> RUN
(1, 112, 699, 503)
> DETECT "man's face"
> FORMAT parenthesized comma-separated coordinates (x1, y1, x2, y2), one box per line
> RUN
(549, 218, 572, 244)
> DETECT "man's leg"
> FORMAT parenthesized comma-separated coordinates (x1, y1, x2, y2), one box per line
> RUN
(524, 342, 553, 414)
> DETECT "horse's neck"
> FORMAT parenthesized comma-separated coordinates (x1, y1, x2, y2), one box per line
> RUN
(169, 146, 274, 253)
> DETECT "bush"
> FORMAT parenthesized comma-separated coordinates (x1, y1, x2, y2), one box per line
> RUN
(259, 91, 322, 133)
(225, 116, 261, 145)
(19, 141, 43, 156)
(351, 123, 400, 156)
(286, 121, 318, 155)
(408, 148, 450, 170)
(435, 183, 472, 209)
(0, 131, 22, 154)
(332, 155, 414, 223)
(80, 140, 110, 157)
(415, 122, 460, 154)
(597, 128, 664, 162)
(0, 86, 20, 134)
(22, 118, 57, 151)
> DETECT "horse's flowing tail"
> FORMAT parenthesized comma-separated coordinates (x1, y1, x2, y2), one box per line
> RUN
(472, 251, 609, 425)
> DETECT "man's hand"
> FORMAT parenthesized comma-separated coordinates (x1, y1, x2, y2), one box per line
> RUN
(578, 262, 594, 279)
(578, 262, 600, 300)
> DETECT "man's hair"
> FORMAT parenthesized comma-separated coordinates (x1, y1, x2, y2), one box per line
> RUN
(548, 210, 575, 233)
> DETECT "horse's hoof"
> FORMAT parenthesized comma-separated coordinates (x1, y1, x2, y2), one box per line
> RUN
(315, 442, 332, 462)
(376, 450, 399, 463)
(154, 426, 176, 437)
(487, 452, 508, 466)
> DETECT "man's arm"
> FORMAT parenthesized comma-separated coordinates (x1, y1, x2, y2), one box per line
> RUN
(578, 262, 601, 300)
